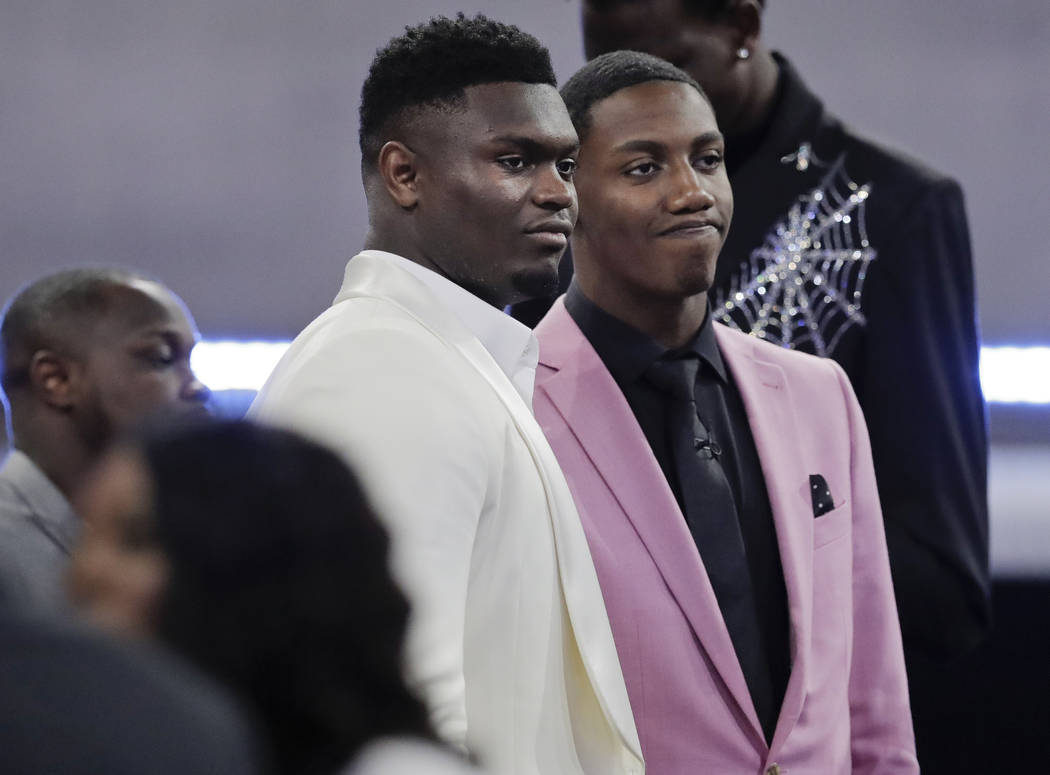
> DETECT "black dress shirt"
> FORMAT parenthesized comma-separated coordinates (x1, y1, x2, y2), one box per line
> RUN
(564, 283, 790, 742)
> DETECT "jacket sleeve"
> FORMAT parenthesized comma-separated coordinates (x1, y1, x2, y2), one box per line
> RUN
(834, 361, 919, 774)
(250, 308, 491, 749)
(858, 179, 990, 659)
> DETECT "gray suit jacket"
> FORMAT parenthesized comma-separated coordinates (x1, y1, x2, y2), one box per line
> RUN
(0, 450, 79, 610)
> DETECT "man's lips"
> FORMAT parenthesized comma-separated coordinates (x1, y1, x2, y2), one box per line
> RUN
(657, 219, 722, 237)
(524, 219, 573, 248)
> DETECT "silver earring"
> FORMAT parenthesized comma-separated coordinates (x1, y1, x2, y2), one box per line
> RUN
(736, 47, 750, 60)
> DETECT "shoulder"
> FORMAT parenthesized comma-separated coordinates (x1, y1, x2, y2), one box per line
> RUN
(717, 324, 854, 414)
(252, 296, 506, 469)
(0, 469, 48, 555)
(297, 295, 450, 354)
(0, 474, 34, 527)
(261, 295, 484, 404)
(819, 113, 964, 221)
(718, 323, 838, 375)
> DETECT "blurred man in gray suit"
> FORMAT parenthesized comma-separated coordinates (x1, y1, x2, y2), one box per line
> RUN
(0, 268, 209, 610)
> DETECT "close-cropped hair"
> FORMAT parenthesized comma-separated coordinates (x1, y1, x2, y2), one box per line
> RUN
(0, 267, 140, 394)
(358, 12, 557, 171)
(561, 50, 709, 142)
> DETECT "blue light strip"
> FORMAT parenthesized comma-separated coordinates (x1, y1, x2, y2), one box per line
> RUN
(193, 340, 1050, 405)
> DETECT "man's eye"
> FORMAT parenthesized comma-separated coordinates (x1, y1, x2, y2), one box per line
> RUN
(140, 348, 175, 367)
(497, 156, 527, 171)
(556, 158, 578, 178)
(695, 151, 723, 170)
(626, 161, 659, 177)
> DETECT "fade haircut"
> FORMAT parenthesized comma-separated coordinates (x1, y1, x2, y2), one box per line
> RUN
(586, 0, 765, 20)
(0, 267, 142, 394)
(561, 50, 709, 142)
(358, 13, 557, 172)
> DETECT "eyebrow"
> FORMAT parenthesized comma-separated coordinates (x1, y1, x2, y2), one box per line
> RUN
(134, 327, 197, 348)
(611, 131, 724, 155)
(489, 135, 580, 157)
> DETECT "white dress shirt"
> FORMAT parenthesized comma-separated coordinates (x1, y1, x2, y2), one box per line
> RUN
(374, 251, 539, 408)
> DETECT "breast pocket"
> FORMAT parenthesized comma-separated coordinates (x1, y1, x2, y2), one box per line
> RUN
(813, 500, 852, 549)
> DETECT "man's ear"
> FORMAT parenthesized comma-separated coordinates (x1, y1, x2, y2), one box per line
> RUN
(28, 350, 79, 411)
(726, 0, 763, 54)
(378, 141, 420, 210)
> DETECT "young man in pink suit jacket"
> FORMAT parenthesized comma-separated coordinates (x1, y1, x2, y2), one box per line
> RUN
(532, 51, 917, 774)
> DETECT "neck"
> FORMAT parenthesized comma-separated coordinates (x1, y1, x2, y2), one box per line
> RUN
(13, 422, 93, 502)
(363, 227, 454, 285)
(724, 47, 780, 140)
(577, 275, 708, 350)
(363, 227, 507, 310)
(363, 227, 425, 267)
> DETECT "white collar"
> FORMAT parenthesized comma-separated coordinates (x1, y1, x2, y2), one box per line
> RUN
(358, 250, 540, 408)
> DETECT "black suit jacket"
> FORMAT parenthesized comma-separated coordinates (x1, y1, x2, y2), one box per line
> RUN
(513, 54, 990, 661)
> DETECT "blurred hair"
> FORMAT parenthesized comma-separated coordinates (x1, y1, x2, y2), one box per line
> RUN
(561, 50, 709, 142)
(139, 421, 431, 775)
(0, 267, 141, 395)
(358, 13, 556, 172)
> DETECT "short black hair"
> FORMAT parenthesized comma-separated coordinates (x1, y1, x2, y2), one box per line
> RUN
(561, 50, 709, 142)
(142, 421, 433, 775)
(358, 13, 557, 171)
(0, 267, 142, 395)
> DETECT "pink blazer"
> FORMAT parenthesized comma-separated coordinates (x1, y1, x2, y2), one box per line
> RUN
(534, 298, 917, 775)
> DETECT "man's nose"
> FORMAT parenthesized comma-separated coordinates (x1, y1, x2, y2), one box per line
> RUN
(182, 370, 211, 404)
(666, 165, 715, 213)
(533, 162, 576, 211)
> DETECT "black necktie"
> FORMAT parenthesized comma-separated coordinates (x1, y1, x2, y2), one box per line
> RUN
(644, 354, 775, 737)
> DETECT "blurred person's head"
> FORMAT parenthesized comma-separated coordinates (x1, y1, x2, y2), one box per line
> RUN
(70, 421, 431, 775)
(0, 268, 208, 496)
(582, 0, 776, 138)
(561, 51, 732, 345)
(359, 13, 580, 308)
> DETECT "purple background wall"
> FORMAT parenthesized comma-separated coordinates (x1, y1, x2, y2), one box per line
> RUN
(3, 0, 1048, 343)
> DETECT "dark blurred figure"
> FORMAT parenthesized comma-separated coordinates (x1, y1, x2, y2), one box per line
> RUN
(0, 268, 209, 611)
(70, 421, 476, 775)
(0, 607, 263, 775)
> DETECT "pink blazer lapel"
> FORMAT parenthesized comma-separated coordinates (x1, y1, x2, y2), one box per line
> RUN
(714, 325, 815, 752)
(537, 300, 765, 742)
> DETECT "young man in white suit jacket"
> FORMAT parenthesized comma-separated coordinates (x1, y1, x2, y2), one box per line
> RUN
(250, 15, 642, 775)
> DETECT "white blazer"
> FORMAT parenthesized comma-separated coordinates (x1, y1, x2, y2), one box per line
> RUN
(250, 252, 642, 775)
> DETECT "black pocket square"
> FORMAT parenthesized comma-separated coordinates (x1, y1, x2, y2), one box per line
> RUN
(809, 474, 836, 517)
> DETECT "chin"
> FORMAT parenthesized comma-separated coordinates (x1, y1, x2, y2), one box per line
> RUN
(677, 260, 717, 296)
(508, 261, 561, 304)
